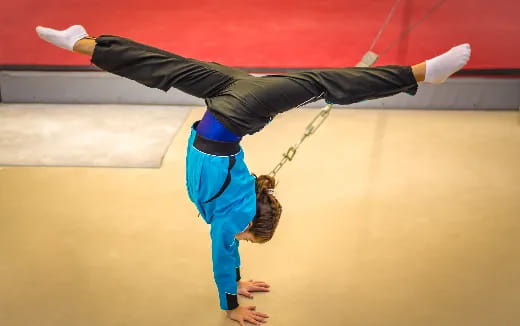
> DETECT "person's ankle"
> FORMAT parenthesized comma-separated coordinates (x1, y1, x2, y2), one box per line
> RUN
(412, 62, 426, 82)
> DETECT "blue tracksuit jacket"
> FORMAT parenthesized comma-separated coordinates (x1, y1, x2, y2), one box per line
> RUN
(185, 124, 256, 310)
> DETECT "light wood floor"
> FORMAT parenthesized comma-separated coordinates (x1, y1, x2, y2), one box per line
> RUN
(1, 108, 519, 326)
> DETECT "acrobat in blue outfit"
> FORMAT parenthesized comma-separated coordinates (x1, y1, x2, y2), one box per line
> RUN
(89, 34, 419, 311)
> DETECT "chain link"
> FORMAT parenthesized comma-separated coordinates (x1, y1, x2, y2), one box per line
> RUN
(269, 104, 332, 177)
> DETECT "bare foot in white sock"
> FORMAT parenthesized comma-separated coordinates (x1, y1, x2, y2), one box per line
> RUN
(425, 44, 471, 84)
(36, 25, 88, 51)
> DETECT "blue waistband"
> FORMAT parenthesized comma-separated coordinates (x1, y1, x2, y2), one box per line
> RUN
(196, 110, 241, 142)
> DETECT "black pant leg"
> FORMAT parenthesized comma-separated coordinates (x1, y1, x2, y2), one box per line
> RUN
(233, 65, 418, 119)
(288, 65, 418, 105)
(91, 35, 250, 98)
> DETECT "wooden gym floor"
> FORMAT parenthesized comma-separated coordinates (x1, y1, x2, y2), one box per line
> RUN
(1, 107, 519, 326)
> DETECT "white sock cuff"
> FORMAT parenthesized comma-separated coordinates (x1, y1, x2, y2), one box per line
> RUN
(424, 43, 471, 84)
(36, 25, 88, 51)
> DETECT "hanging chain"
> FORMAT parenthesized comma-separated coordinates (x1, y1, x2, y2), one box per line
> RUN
(268, 56, 369, 177)
(379, 0, 447, 56)
(269, 104, 332, 177)
(369, 0, 401, 52)
(268, 0, 447, 178)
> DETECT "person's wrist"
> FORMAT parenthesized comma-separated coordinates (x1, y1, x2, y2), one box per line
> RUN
(226, 306, 237, 316)
(226, 293, 239, 310)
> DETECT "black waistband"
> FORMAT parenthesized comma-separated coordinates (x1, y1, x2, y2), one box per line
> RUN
(193, 133, 241, 156)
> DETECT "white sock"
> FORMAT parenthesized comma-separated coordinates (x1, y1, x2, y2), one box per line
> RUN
(424, 43, 471, 84)
(35, 25, 88, 51)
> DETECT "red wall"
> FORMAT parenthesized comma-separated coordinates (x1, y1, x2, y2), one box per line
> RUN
(1, 0, 518, 69)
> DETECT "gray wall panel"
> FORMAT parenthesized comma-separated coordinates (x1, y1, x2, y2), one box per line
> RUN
(1, 71, 519, 109)
(0, 71, 205, 106)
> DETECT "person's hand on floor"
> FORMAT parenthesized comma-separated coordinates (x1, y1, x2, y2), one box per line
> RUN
(227, 305, 269, 325)
(238, 279, 271, 298)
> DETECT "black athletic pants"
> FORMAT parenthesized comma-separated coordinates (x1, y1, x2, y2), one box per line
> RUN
(91, 35, 418, 136)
